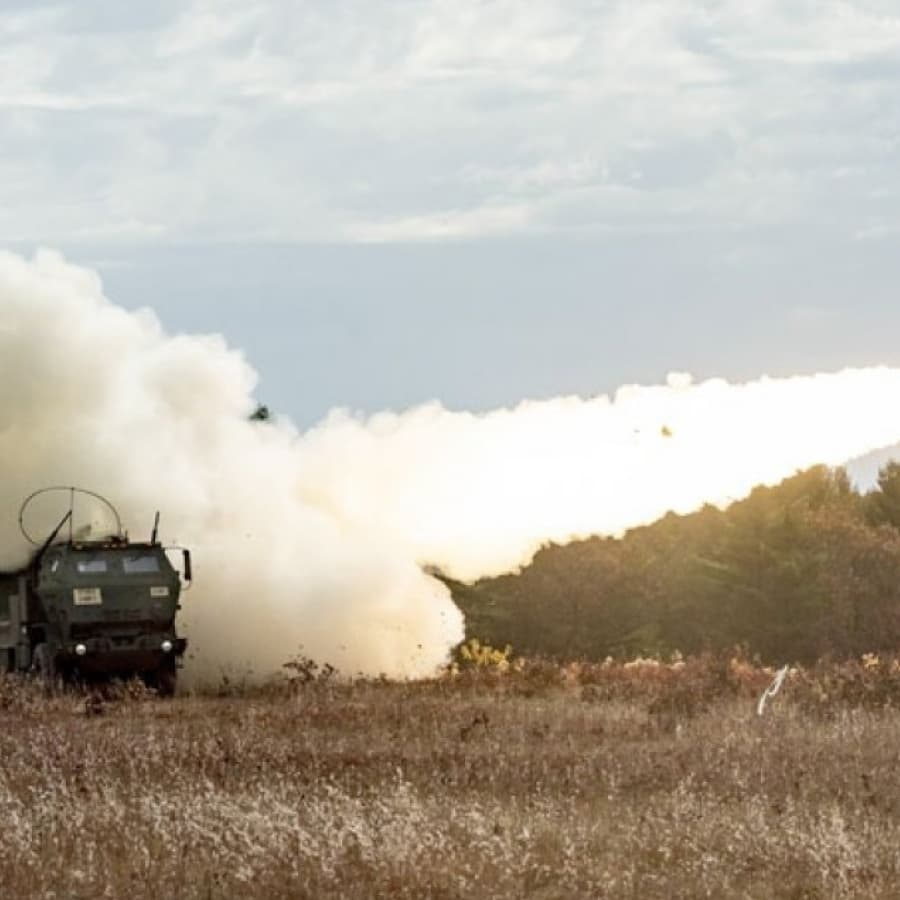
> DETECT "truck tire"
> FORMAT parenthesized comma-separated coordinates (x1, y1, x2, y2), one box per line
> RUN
(30, 643, 56, 686)
(155, 661, 177, 697)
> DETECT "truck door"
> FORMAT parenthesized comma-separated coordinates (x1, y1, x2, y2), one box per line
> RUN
(0, 590, 12, 671)
(12, 577, 29, 671)
(0, 577, 27, 672)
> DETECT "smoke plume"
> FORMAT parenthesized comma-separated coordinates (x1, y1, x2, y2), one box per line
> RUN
(2, 249, 900, 680)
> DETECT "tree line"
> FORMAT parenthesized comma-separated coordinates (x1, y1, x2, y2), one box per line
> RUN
(446, 463, 900, 664)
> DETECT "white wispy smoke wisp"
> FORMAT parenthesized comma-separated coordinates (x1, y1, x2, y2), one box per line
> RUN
(2, 250, 900, 679)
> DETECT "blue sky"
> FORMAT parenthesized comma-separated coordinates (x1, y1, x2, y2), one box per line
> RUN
(4, 0, 900, 425)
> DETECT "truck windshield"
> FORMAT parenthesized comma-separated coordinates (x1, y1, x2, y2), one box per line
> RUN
(123, 555, 160, 574)
(76, 560, 107, 574)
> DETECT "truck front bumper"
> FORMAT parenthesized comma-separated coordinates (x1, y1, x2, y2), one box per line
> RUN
(59, 636, 187, 674)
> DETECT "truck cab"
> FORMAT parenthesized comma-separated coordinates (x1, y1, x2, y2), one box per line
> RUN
(0, 490, 190, 695)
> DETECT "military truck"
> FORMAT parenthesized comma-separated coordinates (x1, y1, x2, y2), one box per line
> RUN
(0, 488, 191, 695)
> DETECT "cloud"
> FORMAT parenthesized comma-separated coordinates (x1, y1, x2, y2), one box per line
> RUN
(349, 203, 535, 243)
(2, 0, 900, 243)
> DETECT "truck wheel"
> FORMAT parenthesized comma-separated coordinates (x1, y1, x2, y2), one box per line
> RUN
(156, 662, 177, 697)
(30, 643, 56, 687)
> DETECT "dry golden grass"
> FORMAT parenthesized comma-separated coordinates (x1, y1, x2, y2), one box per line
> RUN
(2, 656, 900, 899)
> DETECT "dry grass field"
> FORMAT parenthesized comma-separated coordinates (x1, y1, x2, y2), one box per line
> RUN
(2, 655, 900, 899)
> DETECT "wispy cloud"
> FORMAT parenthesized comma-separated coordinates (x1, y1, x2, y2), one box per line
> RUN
(348, 203, 535, 243)
(1, 0, 900, 244)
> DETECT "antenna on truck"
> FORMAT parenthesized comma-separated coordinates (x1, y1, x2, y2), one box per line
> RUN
(19, 486, 124, 546)
(151, 511, 160, 545)
(35, 510, 72, 560)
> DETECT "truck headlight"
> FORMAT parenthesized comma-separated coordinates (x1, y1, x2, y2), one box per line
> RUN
(161, 640, 173, 653)
(75, 643, 87, 656)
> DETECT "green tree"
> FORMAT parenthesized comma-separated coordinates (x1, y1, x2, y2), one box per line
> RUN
(865, 461, 900, 529)
(450, 465, 900, 664)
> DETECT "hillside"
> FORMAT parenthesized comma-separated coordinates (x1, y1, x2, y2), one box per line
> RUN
(448, 463, 900, 663)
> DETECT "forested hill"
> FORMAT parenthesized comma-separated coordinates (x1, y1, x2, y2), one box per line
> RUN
(447, 463, 900, 664)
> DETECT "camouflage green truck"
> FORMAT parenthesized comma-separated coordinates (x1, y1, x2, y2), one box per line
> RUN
(0, 488, 191, 695)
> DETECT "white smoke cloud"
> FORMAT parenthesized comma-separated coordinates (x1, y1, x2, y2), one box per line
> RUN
(296, 370, 900, 581)
(3, 249, 900, 680)
(0, 249, 461, 680)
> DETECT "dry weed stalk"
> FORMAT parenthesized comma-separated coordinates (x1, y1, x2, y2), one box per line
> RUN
(1, 656, 899, 898)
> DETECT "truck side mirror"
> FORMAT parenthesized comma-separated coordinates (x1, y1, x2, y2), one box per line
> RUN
(182, 549, 192, 584)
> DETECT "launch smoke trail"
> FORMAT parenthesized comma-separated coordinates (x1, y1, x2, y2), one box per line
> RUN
(2, 249, 900, 680)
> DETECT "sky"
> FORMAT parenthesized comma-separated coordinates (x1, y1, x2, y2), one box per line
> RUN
(3, 0, 900, 426)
